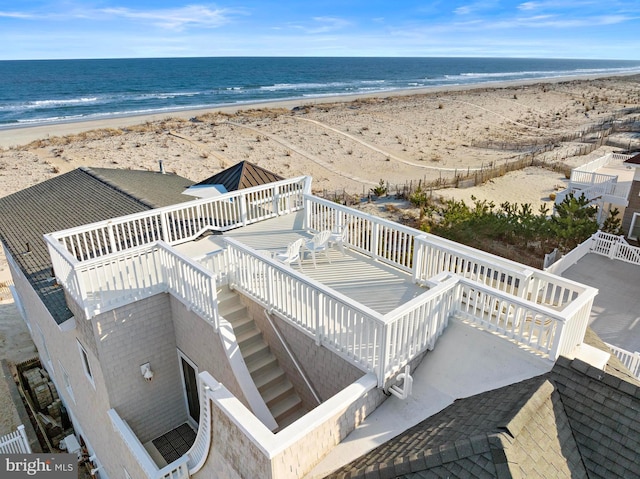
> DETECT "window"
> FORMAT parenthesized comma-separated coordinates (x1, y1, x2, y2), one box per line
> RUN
(60, 362, 75, 403)
(630, 213, 640, 240)
(77, 341, 95, 387)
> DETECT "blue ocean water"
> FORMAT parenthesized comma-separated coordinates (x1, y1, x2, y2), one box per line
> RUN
(1, 57, 640, 128)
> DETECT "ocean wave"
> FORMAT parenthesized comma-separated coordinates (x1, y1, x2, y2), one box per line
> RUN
(132, 91, 202, 100)
(260, 82, 341, 91)
(453, 66, 640, 80)
(3, 57, 640, 128)
(31, 97, 98, 106)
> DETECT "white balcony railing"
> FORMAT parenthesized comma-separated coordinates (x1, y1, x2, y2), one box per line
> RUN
(591, 231, 640, 265)
(224, 237, 594, 385)
(225, 238, 459, 386)
(46, 238, 219, 323)
(47, 177, 596, 385)
(48, 176, 308, 261)
(606, 343, 640, 379)
(556, 152, 634, 206)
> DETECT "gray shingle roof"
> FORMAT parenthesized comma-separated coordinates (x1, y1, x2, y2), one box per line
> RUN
(86, 167, 194, 208)
(194, 161, 283, 192)
(326, 354, 640, 479)
(0, 167, 195, 324)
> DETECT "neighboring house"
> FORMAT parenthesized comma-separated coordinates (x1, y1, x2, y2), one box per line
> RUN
(622, 153, 640, 240)
(555, 151, 640, 240)
(0, 163, 638, 479)
(183, 160, 283, 199)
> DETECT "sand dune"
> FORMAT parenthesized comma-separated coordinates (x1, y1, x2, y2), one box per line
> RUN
(1, 74, 639, 286)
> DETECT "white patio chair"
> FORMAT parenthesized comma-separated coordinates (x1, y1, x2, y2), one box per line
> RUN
(304, 230, 332, 268)
(274, 238, 304, 270)
(329, 225, 349, 256)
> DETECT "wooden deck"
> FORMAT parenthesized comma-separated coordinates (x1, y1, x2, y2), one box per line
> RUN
(176, 211, 427, 315)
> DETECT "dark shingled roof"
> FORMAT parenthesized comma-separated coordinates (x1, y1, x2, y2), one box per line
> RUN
(0, 167, 195, 325)
(624, 152, 640, 166)
(86, 167, 195, 208)
(327, 356, 640, 479)
(194, 161, 283, 192)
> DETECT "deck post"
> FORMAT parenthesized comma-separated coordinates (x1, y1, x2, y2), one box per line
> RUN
(160, 211, 171, 244)
(240, 192, 248, 226)
(316, 291, 323, 346)
(371, 223, 380, 261)
(272, 185, 280, 217)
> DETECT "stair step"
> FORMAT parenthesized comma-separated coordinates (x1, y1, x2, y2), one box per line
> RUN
(246, 352, 278, 377)
(271, 394, 303, 424)
(254, 366, 286, 392)
(218, 301, 247, 321)
(216, 286, 236, 301)
(226, 314, 254, 335)
(217, 286, 309, 431)
(236, 327, 263, 349)
(262, 378, 294, 407)
(241, 340, 270, 363)
(277, 406, 308, 430)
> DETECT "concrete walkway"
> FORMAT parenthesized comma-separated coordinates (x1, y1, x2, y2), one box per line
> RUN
(305, 319, 552, 478)
(561, 253, 640, 352)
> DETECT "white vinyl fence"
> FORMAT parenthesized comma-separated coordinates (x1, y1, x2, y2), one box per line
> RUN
(0, 425, 31, 454)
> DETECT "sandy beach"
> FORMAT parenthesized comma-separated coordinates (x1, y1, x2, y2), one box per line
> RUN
(0, 73, 639, 434)
(1, 74, 640, 287)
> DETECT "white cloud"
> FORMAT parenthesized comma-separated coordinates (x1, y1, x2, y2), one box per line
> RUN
(99, 5, 241, 30)
(299, 17, 351, 34)
(0, 11, 35, 19)
(518, 2, 539, 10)
(455, 6, 473, 15)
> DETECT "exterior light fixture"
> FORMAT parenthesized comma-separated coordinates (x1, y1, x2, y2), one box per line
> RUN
(140, 363, 154, 382)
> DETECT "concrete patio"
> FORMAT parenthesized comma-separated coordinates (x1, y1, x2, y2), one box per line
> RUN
(561, 253, 640, 352)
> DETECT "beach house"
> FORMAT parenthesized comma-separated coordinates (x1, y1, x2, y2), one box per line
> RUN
(554, 151, 640, 241)
(1, 163, 639, 479)
(621, 153, 640, 240)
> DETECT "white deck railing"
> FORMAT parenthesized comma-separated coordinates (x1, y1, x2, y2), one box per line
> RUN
(304, 195, 416, 273)
(108, 409, 190, 479)
(413, 235, 533, 297)
(591, 231, 640, 265)
(48, 176, 308, 261)
(47, 177, 597, 384)
(305, 195, 590, 312)
(606, 343, 640, 379)
(225, 238, 458, 386)
(556, 152, 634, 206)
(223, 238, 593, 385)
(46, 237, 219, 323)
(453, 276, 594, 359)
(0, 425, 31, 454)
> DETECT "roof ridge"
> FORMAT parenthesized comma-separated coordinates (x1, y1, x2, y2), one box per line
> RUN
(499, 379, 555, 438)
(567, 356, 640, 397)
(80, 166, 155, 209)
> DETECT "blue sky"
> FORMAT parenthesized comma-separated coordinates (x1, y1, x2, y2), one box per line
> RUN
(1, 1, 639, 60)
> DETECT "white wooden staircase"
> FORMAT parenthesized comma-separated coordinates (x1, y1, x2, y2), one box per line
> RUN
(217, 286, 308, 430)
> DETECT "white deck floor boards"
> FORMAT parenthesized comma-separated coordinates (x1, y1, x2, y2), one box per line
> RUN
(177, 211, 427, 315)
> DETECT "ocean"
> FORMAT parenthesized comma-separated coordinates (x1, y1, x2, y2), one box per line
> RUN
(1, 57, 640, 129)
